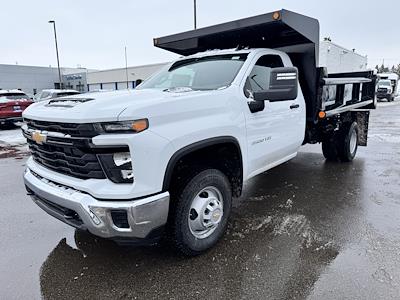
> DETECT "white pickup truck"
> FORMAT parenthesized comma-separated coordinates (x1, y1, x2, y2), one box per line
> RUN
(22, 10, 376, 256)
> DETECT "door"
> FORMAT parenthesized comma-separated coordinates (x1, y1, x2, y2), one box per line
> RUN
(242, 53, 304, 178)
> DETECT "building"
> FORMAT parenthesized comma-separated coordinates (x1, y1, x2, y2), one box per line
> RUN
(0, 41, 368, 96)
(63, 72, 88, 92)
(319, 40, 368, 74)
(85, 62, 167, 91)
(0, 64, 90, 96)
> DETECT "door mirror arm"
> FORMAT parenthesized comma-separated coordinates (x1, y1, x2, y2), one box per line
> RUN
(248, 100, 265, 113)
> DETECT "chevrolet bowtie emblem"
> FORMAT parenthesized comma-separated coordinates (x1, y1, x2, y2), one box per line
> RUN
(32, 131, 47, 145)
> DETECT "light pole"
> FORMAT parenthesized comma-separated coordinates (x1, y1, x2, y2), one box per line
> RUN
(48, 20, 62, 89)
(194, 0, 197, 29)
(125, 46, 129, 89)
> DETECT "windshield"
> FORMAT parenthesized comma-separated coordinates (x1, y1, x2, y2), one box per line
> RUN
(56, 91, 80, 97)
(379, 80, 391, 87)
(138, 54, 248, 91)
(0, 93, 29, 100)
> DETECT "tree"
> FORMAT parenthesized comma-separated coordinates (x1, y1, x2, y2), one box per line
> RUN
(375, 62, 400, 76)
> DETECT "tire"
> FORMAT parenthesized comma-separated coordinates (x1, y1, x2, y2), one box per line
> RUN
(322, 137, 339, 161)
(338, 122, 359, 162)
(170, 169, 232, 256)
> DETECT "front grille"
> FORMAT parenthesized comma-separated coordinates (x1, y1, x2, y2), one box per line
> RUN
(24, 118, 98, 138)
(28, 139, 106, 179)
(25, 119, 106, 180)
(377, 88, 388, 93)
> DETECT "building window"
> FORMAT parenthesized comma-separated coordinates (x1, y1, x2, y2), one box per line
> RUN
(76, 81, 85, 92)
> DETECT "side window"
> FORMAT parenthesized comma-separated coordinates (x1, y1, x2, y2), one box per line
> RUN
(244, 55, 284, 98)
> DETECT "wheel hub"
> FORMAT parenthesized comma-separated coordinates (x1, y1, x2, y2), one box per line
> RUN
(188, 187, 224, 239)
(349, 127, 357, 154)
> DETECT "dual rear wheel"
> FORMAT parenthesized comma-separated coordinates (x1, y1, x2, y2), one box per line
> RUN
(322, 122, 359, 162)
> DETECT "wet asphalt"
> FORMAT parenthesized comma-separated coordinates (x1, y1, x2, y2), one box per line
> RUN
(1, 101, 400, 299)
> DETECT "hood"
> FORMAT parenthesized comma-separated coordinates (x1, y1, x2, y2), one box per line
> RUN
(22, 89, 202, 123)
(377, 85, 392, 90)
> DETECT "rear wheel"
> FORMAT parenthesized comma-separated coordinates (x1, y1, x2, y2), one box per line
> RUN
(322, 122, 359, 162)
(338, 122, 358, 162)
(170, 169, 232, 256)
(322, 137, 339, 161)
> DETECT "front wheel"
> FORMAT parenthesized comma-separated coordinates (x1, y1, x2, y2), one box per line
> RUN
(170, 169, 232, 256)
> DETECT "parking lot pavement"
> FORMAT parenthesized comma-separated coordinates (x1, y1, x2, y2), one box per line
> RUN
(1, 102, 400, 299)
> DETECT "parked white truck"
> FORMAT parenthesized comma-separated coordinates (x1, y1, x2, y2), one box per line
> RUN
(22, 10, 376, 256)
(376, 73, 398, 102)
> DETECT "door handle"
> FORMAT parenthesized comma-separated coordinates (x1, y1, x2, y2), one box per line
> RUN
(290, 104, 300, 109)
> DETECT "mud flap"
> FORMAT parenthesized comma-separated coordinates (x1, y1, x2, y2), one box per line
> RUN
(356, 111, 370, 146)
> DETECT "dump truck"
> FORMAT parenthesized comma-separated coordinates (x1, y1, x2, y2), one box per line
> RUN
(23, 9, 376, 256)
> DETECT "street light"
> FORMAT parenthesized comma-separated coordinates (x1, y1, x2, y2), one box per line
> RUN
(194, 0, 197, 29)
(48, 20, 62, 89)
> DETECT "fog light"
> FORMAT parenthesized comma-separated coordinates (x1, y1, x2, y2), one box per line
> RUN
(89, 210, 101, 225)
(121, 170, 134, 180)
(98, 151, 134, 183)
(113, 152, 132, 167)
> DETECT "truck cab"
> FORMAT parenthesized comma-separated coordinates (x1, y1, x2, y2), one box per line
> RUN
(376, 73, 398, 102)
(22, 10, 376, 256)
(376, 79, 394, 101)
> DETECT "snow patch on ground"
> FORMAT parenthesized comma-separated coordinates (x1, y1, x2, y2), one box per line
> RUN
(229, 212, 333, 250)
(0, 128, 26, 147)
(279, 199, 294, 210)
(272, 214, 319, 248)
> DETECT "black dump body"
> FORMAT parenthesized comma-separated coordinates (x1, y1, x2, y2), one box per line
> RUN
(154, 9, 375, 126)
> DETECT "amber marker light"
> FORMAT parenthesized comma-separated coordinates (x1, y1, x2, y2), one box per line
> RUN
(319, 111, 327, 119)
(273, 11, 281, 20)
(131, 119, 149, 133)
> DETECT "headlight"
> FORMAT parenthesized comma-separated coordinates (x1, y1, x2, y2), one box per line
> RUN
(101, 119, 149, 133)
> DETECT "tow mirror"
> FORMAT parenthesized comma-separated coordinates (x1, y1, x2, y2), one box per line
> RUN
(253, 67, 298, 102)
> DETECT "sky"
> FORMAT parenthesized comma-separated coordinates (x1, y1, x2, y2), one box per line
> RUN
(1, 0, 399, 70)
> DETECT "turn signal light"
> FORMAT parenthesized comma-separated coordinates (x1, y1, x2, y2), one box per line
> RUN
(131, 119, 149, 132)
(318, 111, 327, 119)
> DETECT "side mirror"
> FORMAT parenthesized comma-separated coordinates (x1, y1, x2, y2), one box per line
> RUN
(253, 67, 298, 102)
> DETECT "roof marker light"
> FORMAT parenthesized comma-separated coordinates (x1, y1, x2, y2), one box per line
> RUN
(273, 11, 281, 20)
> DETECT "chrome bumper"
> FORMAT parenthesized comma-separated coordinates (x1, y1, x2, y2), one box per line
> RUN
(24, 167, 170, 239)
